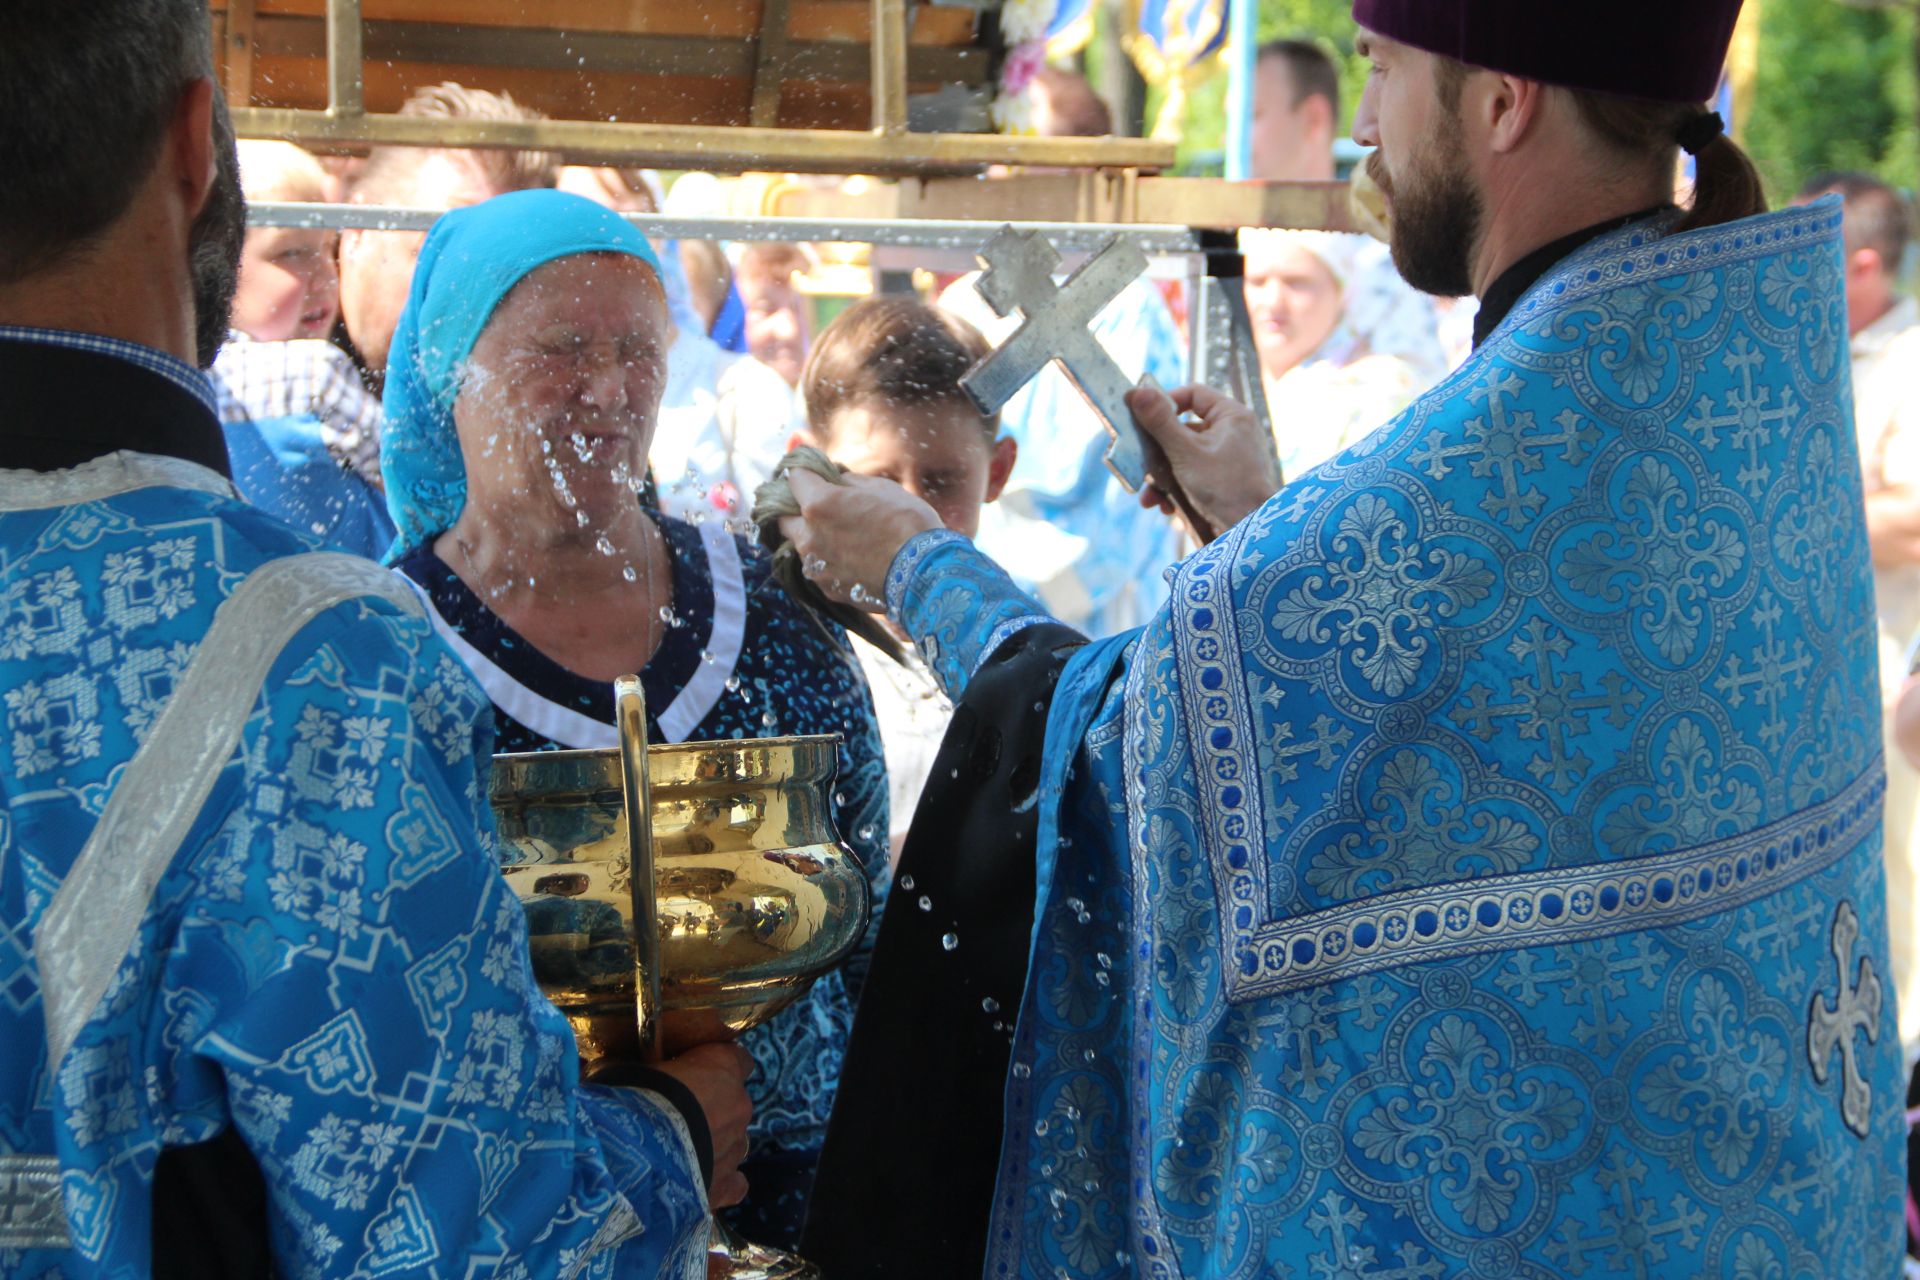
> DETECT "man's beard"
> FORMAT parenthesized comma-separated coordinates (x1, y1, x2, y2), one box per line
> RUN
(189, 98, 246, 369)
(1370, 137, 1483, 299)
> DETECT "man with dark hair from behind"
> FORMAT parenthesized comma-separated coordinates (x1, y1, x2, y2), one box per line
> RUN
(0, 7, 748, 1277)
(336, 82, 559, 383)
(1799, 171, 1920, 1090)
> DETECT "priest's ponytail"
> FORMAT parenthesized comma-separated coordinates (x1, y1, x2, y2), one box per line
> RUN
(1680, 126, 1768, 233)
(1569, 91, 1768, 234)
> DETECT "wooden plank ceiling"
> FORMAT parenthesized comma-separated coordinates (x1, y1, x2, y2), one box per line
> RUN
(211, 0, 987, 133)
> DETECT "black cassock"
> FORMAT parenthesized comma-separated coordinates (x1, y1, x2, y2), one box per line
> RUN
(803, 623, 1083, 1277)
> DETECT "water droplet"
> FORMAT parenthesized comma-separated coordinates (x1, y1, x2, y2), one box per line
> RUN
(1096, 952, 1112, 970)
(1083, 1048, 1096, 1062)
(941, 932, 958, 951)
(981, 996, 999, 1014)
(658, 605, 676, 625)
(1011, 1062, 1032, 1079)
(622, 566, 637, 582)
(1094, 971, 1111, 987)
(1035, 1119, 1050, 1137)
(724, 674, 742, 693)
(1048, 1188, 1067, 1211)
(917, 895, 932, 912)
(858, 824, 875, 841)
(899, 874, 915, 892)
(594, 534, 615, 556)
(761, 710, 777, 728)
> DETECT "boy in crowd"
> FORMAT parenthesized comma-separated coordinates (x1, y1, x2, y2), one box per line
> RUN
(798, 295, 1016, 855)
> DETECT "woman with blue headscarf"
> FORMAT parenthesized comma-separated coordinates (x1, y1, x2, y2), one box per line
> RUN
(381, 190, 889, 1249)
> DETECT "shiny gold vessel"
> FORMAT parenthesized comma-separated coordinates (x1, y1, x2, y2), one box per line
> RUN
(491, 678, 868, 1278)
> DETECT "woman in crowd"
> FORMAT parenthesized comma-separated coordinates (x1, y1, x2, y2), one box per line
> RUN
(378, 189, 888, 1248)
(1244, 228, 1426, 478)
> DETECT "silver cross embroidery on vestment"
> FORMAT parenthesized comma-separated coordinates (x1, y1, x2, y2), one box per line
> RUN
(1808, 899, 1882, 1139)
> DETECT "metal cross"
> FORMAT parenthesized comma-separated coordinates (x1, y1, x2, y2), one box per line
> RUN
(959, 226, 1154, 491)
(1808, 899, 1882, 1138)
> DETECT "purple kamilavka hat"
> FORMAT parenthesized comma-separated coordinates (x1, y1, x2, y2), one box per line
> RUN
(1350, 0, 1743, 104)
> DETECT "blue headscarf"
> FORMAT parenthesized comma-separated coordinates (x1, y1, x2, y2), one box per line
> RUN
(379, 188, 662, 560)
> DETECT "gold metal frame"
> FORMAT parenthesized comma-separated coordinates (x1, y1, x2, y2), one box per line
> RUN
(611, 676, 662, 1060)
(226, 0, 1177, 176)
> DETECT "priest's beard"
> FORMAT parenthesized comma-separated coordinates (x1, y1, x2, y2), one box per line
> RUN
(1371, 132, 1483, 299)
(189, 101, 246, 369)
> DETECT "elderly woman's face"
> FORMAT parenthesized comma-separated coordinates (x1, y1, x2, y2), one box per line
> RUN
(1246, 242, 1344, 381)
(454, 252, 669, 527)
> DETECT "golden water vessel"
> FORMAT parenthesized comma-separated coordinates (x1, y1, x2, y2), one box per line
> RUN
(491, 677, 868, 1280)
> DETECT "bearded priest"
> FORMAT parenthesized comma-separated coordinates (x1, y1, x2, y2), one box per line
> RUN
(784, 2, 1908, 1277)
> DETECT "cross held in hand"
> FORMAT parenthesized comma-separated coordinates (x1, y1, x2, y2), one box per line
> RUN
(959, 226, 1153, 491)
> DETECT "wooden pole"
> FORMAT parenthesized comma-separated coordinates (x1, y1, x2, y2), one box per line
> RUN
(872, 0, 909, 136)
(326, 0, 364, 118)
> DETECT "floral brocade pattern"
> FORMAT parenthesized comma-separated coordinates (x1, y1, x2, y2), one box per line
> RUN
(1, 470, 709, 1278)
(960, 201, 1907, 1277)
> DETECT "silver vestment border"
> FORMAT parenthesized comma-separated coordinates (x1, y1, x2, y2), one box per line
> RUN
(0, 451, 233, 512)
(0, 1152, 67, 1250)
(1245, 762, 1884, 997)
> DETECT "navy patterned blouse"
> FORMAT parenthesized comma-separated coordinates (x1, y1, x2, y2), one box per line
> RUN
(394, 513, 888, 1247)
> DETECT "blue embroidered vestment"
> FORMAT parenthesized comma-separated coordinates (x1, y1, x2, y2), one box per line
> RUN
(888, 200, 1906, 1277)
(1, 453, 711, 1278)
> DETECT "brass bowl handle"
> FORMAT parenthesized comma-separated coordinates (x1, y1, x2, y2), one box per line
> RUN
(613, 675, 663, 1063)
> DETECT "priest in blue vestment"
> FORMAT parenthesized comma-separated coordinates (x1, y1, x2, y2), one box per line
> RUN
(1, 7, 748, 1276)
(789, 2, 1908, 1276)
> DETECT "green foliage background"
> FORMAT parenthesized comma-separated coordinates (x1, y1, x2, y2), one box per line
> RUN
(1138, 0, 1916, 197)
(1743, 0, 1914, 199)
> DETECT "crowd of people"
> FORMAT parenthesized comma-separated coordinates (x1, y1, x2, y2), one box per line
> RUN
(3, 0, 1918, 1275)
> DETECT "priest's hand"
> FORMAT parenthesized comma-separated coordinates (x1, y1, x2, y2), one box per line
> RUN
(1127, 383, 1283, 542)
(776, 468, 943, 611)
(655, 1042, 755, 1208)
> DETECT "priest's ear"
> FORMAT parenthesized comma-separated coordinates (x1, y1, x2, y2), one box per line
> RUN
(1474, 72, 1550, 157)
(984, 435, 1018, 504)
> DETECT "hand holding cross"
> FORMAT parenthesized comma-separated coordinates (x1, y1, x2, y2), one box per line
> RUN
(960, 227, 1281, 544)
